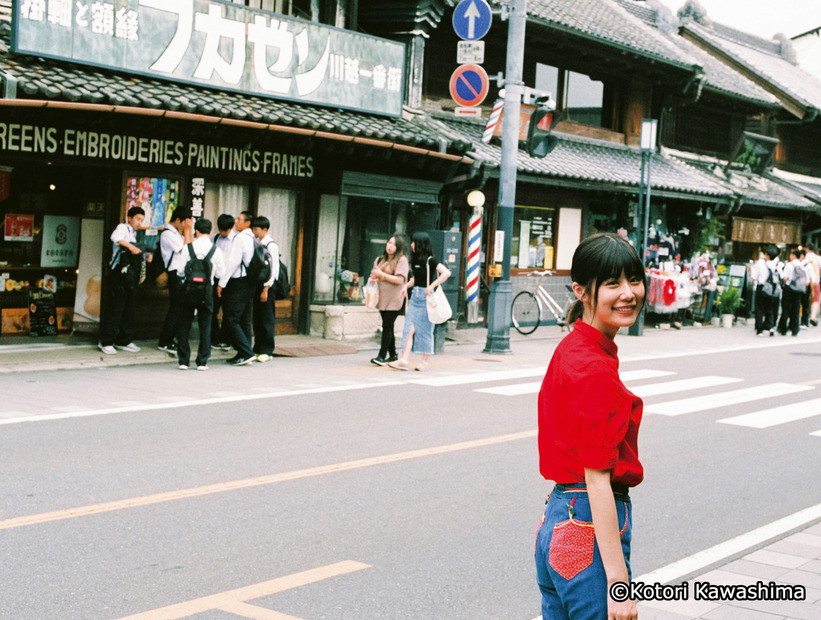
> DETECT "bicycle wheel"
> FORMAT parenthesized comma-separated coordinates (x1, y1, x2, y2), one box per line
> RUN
(511, 291, 540, 335)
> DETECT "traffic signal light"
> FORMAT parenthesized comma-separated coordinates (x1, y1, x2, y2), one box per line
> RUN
(526, 108, 563, 158)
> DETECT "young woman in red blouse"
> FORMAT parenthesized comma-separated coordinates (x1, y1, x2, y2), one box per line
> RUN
(535, 233, 646, 620)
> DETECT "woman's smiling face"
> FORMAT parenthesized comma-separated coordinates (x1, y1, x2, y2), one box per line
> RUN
(576, 272, 645, 339)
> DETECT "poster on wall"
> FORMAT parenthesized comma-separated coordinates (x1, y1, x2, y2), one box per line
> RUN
(124, 176, 179, 229)
(4, 213, 34, 241)
(41, 215, 81, 267)
(72, 219, 104, 331)
(28, 289, 58, 337)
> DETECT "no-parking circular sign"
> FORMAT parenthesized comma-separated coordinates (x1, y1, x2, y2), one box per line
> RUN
(449, 64, 489, 108)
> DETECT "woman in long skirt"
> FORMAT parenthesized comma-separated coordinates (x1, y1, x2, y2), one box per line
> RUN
(388, 231, 451, 371)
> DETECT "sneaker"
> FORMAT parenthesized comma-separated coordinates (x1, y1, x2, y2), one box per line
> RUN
(256, 354, 271, 363)
(98, 343, 117, 355)
(197, 365, 208, 371)
(217, 343, 232, 351)
(230, 356, 255, 366)
(115, 343, 140, 353)
(387, 359, 410, 371)
(179, 364, 189, 370)
(769, 329, 775, 337)
(384, 355, 399, 364)
(371, 356, 388, 366)
(158, 344, 177, 355)
(226, 355, 240, 364)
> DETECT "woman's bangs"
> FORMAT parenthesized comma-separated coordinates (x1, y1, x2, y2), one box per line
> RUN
(599, 238, 644, 282)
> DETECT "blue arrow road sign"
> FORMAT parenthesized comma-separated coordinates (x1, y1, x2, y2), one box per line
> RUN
(453, 0, 492, 42)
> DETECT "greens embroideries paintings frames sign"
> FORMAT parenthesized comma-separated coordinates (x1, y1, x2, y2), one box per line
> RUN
(12, 0, 405, 116)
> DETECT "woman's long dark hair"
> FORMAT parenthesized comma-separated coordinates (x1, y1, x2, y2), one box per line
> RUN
(411, 231, 434, 263)
(378, 233, 406, 272)
(567, 233, 646, 324)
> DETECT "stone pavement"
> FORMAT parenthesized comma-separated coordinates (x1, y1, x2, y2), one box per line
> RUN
(3, 321, 821, 619)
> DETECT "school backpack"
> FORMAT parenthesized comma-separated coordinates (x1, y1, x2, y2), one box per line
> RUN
(146, 228, 171, 282)
(274, 259, 289, 300)
(180, 244, 216, 305)
(788, 261, 809, 293)
(115, 250, 145, 291)
(244, 239, 272, 284)
(762, 263, 781, 298)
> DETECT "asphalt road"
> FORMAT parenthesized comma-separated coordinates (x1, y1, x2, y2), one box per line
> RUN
(2, 332, 820, 618)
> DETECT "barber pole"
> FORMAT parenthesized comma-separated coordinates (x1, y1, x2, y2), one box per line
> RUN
(466, 211, 483, 322)
(482, 99, 503, 143)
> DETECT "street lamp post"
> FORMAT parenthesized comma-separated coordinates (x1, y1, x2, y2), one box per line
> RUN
(629, 118, 658, 337)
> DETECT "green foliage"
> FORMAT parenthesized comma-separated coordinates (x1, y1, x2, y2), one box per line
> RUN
(699, 218, 725, 253)
(716, 287, 742, 314)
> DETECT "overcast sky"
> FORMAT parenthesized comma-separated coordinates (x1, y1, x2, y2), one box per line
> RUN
(653, 0, 821, 39)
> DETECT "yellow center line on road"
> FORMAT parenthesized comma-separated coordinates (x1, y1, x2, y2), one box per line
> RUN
(0, 430, 536, 531)
(116, 560, 370, 620)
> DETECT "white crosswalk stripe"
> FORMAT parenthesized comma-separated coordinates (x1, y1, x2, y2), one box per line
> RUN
(719, 398, 821, 428)
(645, 383, 813, 416)
(629, 376, 742, 399)
(811, 430, 821, 437)
(475, 369, 675, 396)
(413, 367, 546, 387)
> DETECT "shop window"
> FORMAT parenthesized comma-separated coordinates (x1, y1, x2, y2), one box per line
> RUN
(0, 164, 104, 337)
(257, 187, 297, 284)
(535, 64, 604, 128)
(202, 183, 250, 225)
(511, 205, 556, 269)
(313, 196, 438, 304)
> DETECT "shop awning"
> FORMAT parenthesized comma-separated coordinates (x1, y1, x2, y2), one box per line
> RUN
(431, 114, 735, 202)
(341, 172, 442, 204)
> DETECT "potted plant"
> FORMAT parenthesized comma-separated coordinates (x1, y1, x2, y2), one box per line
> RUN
(716, 287, 741, 327)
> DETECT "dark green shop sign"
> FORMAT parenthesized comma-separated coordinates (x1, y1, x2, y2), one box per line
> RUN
(12, 0, 405, 117)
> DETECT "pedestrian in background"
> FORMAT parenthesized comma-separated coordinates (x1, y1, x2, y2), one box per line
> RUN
(388, 232, 451, 372)
(217, 210, 257, 366)
(211, 213, 236, 351)
(98, 206, 146, 355)
(156, 208, 194, 355)
(778, 247, 804, 337)
(369, 234, 409, 366)
(535, 233, 645, 620)
(752, 245, 780, 337)
(805, 244, 821, 326)
(251, 216, 280, 363)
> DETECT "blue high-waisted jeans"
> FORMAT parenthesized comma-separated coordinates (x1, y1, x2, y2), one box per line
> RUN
(535, 482, 632, 619)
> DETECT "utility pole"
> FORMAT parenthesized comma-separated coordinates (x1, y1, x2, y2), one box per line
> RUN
(484, 0, 525, 354)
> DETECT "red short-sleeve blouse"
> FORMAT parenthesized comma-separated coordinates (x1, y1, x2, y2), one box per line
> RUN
(538, 320, 644, 487)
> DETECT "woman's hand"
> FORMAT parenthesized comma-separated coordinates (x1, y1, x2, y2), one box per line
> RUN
(424, 286, 432, 296)
(607, 593, 637, 620)
(370, 267, 382, 281)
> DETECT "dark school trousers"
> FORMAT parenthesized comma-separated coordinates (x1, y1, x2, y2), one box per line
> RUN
(755, 286, 776, 333)
(210, 284, 228, 345)
(253, 287, 276, 356)
(100, 276, 136, 347)
(177, 297, 213, 367)
(778, 287, 800, 336)
(158, 271, 182, 347)
(223, 276, 255, 359)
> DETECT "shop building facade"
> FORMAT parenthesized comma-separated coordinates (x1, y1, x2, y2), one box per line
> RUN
(0, 0, 472, 342)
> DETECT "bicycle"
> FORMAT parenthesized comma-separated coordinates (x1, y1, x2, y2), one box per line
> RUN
(511, 270, 575, 335)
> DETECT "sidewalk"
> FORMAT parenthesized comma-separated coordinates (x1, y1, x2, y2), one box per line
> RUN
(636, 514, 821, 619)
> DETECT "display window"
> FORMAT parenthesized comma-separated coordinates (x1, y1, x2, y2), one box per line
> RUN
(511, 205, 556, 269)
(313, 196, 438, 303)
(0, 163, 105, 337)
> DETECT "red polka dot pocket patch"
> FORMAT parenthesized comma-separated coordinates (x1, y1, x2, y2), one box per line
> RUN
(548, 500, 595, 580)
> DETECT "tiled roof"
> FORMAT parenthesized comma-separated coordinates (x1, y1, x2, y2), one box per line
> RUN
(432, 114, 735, 200)
(612, 1, 779, 107)
(665, 150, 817, 211)
(683, 21, 821, 111)
(524, 0, 697, 70)
(0, 5, 458, 154)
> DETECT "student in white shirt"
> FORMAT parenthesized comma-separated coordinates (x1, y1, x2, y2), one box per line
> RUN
(211, 213, 236, 350)
(175, 218, 225, 370)
(217, 210, 257, 366)
(99, 206, 146, 355)
(156, 208, 193, 355)
(251, 216, 280, 362)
